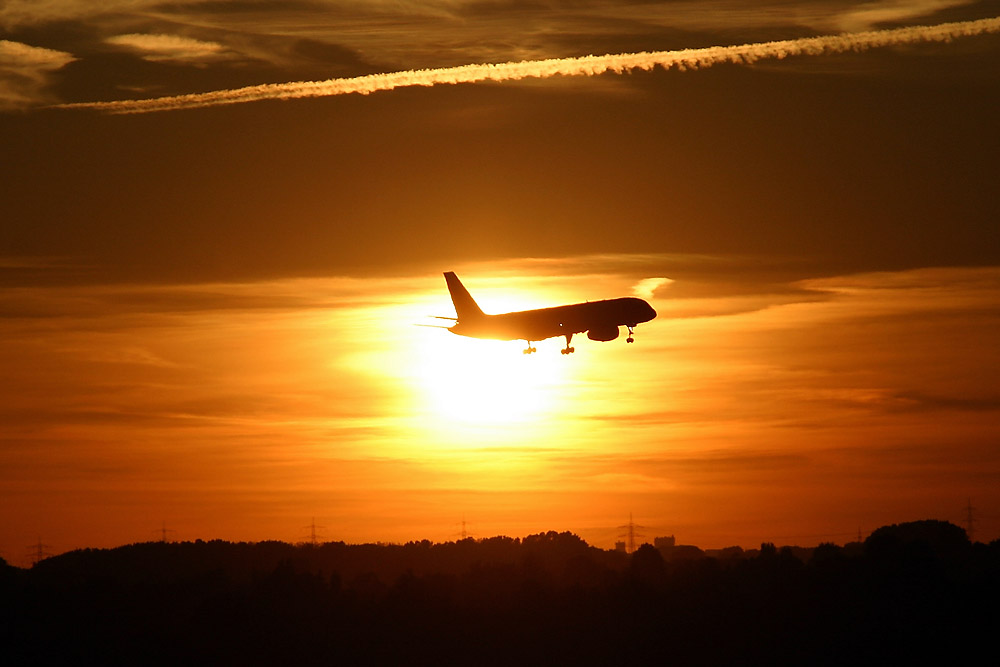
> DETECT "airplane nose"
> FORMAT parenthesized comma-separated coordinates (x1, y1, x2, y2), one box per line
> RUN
(645, 302, 657, 321)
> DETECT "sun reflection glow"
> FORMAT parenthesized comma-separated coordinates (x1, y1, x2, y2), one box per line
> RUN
(410, 329, 575, 431)
(338, 277, 590, 451)
(396, 277, 592, 440)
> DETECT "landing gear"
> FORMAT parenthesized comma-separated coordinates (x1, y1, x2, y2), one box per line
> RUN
(523, 342, 537, 354)
(626, 325, 635, 343)
(561, 333, 575, 355)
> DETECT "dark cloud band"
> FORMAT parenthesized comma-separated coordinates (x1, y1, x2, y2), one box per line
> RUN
(55, 16, 1000, 114)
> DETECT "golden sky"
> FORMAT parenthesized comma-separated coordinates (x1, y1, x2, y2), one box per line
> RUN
(2, 1, 999, 564)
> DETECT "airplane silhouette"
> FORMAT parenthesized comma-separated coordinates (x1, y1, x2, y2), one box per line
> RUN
(438, 272, 656, 355)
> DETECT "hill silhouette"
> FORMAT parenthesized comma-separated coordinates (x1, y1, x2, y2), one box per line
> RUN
(2, 523, 998, 665)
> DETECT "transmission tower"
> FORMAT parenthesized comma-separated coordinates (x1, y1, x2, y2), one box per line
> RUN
(454, 515, 474, 541)
(301, 517, 326, 546)
(27, 537, 52, 565)
(153, 520, 176, 543)
(617, 513, 646, 554)
(965, 498, 977, 543)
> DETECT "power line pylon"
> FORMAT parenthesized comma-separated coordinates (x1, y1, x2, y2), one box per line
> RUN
(153, 520, 176, 543)
(301, 517, 326, 546)
(965, 498, 977, 543)
(617, 513, 645, 554)
(453, 516, 474, 541)
(27, 537, 52, 566)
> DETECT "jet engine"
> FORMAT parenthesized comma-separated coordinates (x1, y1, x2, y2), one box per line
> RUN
(587, 326, 620, 342)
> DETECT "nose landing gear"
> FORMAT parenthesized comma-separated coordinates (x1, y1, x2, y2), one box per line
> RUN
(626, 325, 635, 343)
(523, 342, 537, 354)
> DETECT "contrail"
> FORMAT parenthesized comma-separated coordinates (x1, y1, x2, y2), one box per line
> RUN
(57, 16, 1000, 114)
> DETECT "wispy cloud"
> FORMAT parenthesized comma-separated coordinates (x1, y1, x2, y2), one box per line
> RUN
(55, 16, 1000, 113)
(632, 277, 672, 300)
(105, 33, 229, 64)
(832, 0, 974, 31)
(0, 39, 74, 109)
(0, 0, 144, 29)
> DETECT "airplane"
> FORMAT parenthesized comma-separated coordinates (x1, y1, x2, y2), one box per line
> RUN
(435, 272, 656, 355)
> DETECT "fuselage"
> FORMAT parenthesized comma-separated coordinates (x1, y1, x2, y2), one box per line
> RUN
(449, 296, 656, 342)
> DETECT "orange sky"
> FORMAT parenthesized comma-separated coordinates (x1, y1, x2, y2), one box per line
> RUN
(2, 258, 999, 564)
(2, 1, 1000, 565)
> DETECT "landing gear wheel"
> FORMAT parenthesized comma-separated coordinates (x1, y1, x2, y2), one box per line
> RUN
(626, 325, 635, 343)
(561, 333, 575, 355)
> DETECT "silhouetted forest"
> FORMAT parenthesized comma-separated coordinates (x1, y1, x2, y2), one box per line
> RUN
(3, 521, 998, 665)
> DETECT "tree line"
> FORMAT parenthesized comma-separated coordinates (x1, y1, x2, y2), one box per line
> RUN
(2, 521, 997, 665)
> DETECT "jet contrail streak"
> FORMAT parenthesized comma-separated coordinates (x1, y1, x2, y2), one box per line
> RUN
(57, 17, 1000, 114)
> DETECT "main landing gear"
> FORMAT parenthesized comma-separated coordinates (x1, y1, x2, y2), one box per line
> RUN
(523, 342, 537, 354)
(561, 333, 575, 355)
(626, 325, 636, 343)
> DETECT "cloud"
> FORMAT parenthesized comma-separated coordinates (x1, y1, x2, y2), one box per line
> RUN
(105, 33, 229, 64)
(832, 0, 975, 32)
(0, 0, 163, 29)
(886, 390, 1000, 413)
(632, 277, 672, 300)
(54, 15, 1000, 113)
(0, 276, 394, 322)
(0, 39, 75, 109)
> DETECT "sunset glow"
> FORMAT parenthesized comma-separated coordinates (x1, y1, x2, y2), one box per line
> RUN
(2, 259, 999, 563)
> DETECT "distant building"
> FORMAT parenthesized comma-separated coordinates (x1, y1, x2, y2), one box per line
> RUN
(653, 535, 675, 559)
(614, 540, 627, 553)
(654, 535, 675, 549)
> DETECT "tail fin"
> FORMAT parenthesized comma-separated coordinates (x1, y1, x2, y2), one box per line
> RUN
(444, 272, 485, 321)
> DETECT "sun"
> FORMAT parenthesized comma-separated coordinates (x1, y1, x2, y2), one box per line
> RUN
(410, 328, 574, 430)
(343, 275, 590, 450)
